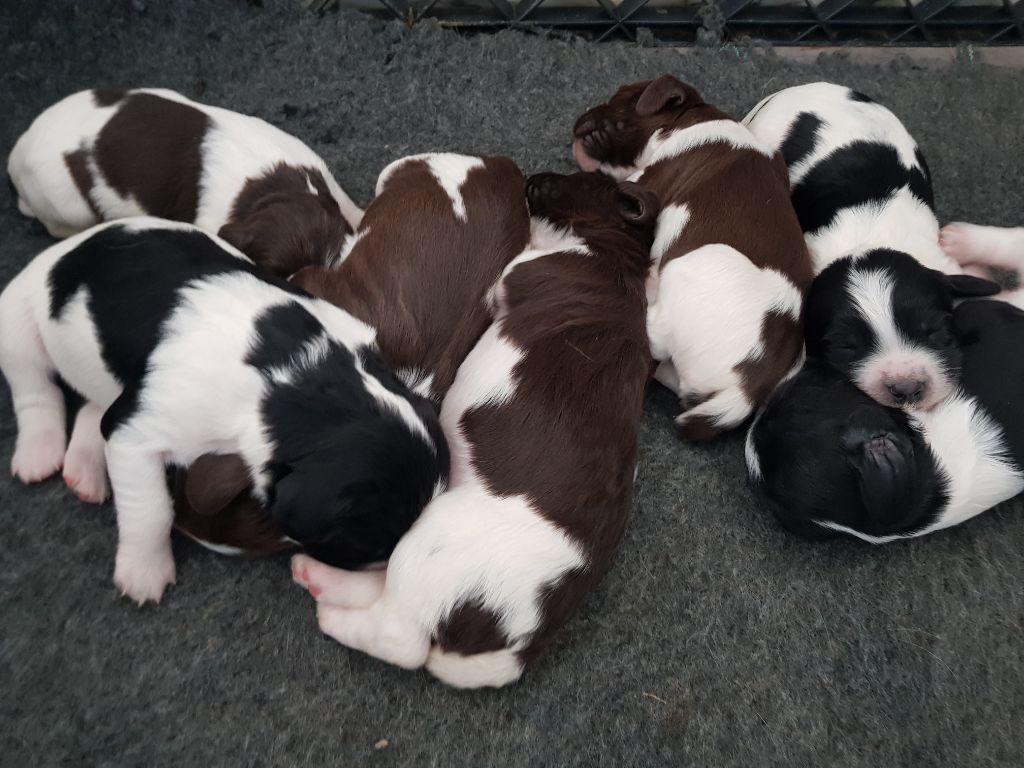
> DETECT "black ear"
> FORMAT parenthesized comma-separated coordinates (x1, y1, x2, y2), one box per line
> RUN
(185, 453, 252, 516)
(268, 465, 345, 543)
(636, 75, 691, 117)
(944, 272, 1001, 298)
(616, 181, 660, 226)
(842, 427, 919, 527)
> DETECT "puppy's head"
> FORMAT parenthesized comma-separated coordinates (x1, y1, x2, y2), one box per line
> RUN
(267, 399, 448, 569)
(218, 193, 350, 278)
(748, 361, 940, 541)
(526, 171, 660, 246)
(804, 250, 999, 411)
(572, 75, 706, 178)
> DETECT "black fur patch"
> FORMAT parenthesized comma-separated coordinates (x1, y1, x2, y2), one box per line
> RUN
(791, 141, 934, 234)
(48, 224, 298, 388)
(245, 301, 325, 374)
(848, 89, 875, 103)
(256, 333, 449, 568)
(779, 112, 823, 169)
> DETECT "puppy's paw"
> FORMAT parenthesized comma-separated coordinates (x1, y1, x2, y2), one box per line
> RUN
(940, 223, 989, 266)
(114, 546, 176, 606)
(63, 443, 109, 504)
(11, 425, 66, 484)
(291, 553, 324, 599)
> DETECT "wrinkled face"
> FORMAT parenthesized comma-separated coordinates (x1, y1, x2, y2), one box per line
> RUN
(218, 193, 350, 278)
(748, 362, 936, 541)
(572, 75, 705, 179)
(803, 250, 999, 411)
(525, 170, 660, 238)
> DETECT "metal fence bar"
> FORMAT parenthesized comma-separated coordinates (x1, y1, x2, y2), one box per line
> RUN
(336, 0, 1024, 45)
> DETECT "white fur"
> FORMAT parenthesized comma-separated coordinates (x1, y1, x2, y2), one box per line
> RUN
(7, 88, 363, 238)
(647, 244, 802, 433)
(0, 218, 390, 605)
(743, 82, 957, 275)
(296, 226, 594, 688)
(817, 392, 1024, 543)
(375, 153, 485, 222)
(846, 268, 951, 410)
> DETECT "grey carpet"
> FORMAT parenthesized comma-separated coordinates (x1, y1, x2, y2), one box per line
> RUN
(2, 3, 1023, 766)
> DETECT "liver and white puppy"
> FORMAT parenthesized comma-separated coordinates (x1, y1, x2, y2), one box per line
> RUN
(173, 153, 530, 554)
(8, 88, 361, 275)
(744, 82, 999, 409)
(0, 218, 446, 603)
(291, 171, 657, 688)
(572, 75, 812, 440)
(746, 298, 1024, 542)
(942, 221, 1024, 304)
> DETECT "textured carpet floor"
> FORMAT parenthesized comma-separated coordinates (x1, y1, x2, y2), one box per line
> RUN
(1, 3, 1023, 766)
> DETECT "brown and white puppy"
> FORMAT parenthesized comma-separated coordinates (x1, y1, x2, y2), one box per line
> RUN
(573, 75, 813, 440)
(8, 88, 360, 275)
(173, 153, 530, 555)
(291, 170, 657, 688)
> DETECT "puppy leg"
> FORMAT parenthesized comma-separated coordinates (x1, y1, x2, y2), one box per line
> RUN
(63, 402, 109, 503)
(0, 284, 66, 483)
(940, 223, 1024, 275)
(316, 599, 430, 670)
(291, 554, 386, 607)
(106, 429, 176, 605)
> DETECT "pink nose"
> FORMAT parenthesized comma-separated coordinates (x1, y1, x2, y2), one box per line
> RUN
(573, 139, 601, 172)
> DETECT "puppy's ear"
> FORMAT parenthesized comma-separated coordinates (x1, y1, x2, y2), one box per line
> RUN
(185, 453, 253, 516)
(290, 265, 329, 298)
(944, 272, 1001, 298)
(217, 221, 259, 259)
(268, 463, 346, 543)
(842, 426, 918, 527)
(636, 75, 690, 117)
(616, 181, 660, 226)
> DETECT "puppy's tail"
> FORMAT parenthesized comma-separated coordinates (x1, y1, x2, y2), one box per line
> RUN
(425, 647, 523, 689)
(675, 386, 753, 442)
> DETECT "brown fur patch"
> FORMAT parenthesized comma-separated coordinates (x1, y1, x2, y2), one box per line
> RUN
(93, 92, 209, 221)
(447, 175, 653, 667)
(62, 148, 101, 219)
(734, 310, 803, 405)
(433, 599, 510, 656)
(217, 162, 350, 277)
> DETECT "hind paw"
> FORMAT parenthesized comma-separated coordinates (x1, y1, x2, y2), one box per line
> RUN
(11, 426, 66, 483)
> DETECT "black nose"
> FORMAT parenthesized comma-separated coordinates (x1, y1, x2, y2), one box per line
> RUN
(888, 380, 926, 405)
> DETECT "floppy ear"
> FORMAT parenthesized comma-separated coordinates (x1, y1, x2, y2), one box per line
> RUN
(184, 453, 253, 516)
(842, 427, 919, 527)
(268, 464, 346, 543)
(217, 221, 260, 259)
(636, 75, 690, 117)
(944, 272, 1001, 298)
(616, 181, 660, 226)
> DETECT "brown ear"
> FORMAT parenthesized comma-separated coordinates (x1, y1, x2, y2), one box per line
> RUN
(289, 265, 330, 298)
(635, 75, 690, 117)
(217, 221, 259, 258)
(185, 454, 253, 516)
(616, 181, 661, 226)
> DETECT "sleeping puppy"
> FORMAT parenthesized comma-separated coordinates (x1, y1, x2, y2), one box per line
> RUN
(291, 171, 657, 688)
(572, 75, 812, 440)
(0, 218, 446, 604)
(8, 88, 361, 275)
(747, 299, 1024, 542)
(173, 153, 530, 555)
(803, 250, 999, 409)
(744, 82, 1000, 408)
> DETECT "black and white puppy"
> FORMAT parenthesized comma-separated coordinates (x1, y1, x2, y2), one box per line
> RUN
(0, 218, 447, 604)
(804, 250, 999, 409)
(744, 82, 999, 409)
(747, 299, 1024, 542)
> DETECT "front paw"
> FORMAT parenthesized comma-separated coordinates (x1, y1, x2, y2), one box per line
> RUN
(113, 546, 176, 605)
(11, 425, 66, 484)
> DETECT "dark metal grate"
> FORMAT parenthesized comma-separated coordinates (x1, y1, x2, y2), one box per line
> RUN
(313, 0, 1024, 45)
